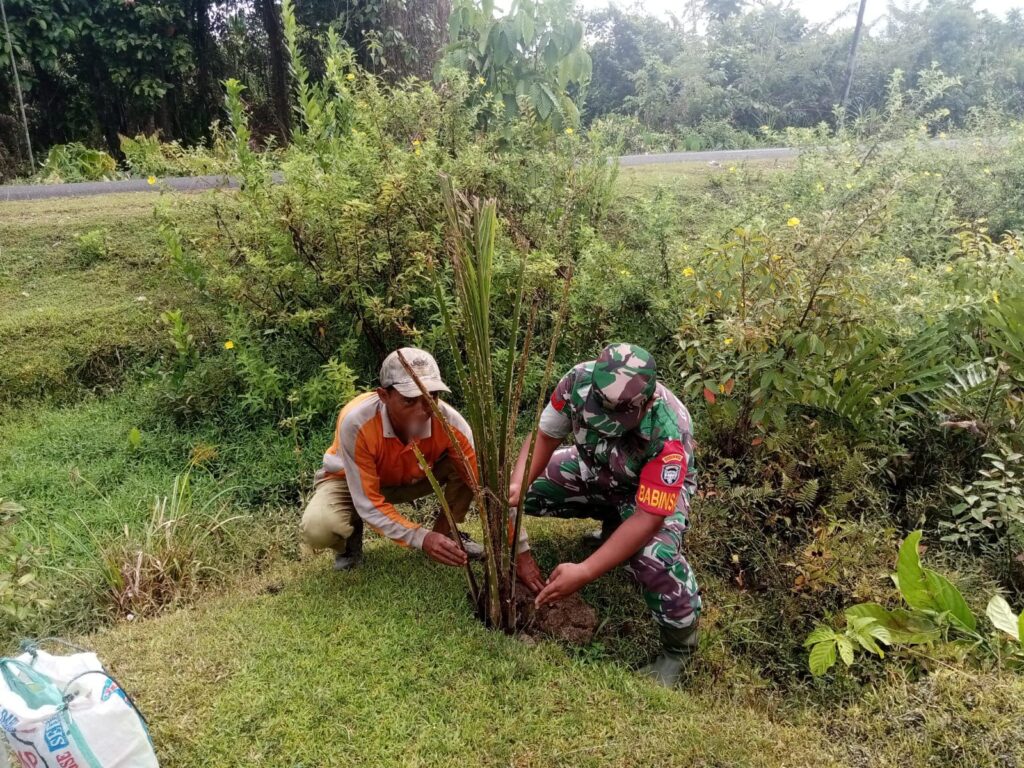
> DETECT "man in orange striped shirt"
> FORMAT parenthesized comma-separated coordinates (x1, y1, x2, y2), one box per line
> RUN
(300, 348, 544, 592)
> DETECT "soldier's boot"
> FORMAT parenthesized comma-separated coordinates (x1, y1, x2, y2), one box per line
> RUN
(640, 621, 699, 687)
(582, 515, 621, 549)
(333, 516, 364, 571)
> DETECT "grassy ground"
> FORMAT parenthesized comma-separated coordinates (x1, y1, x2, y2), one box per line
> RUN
(0, 192, 212, 405)
(85, 537, 1024, 768)
(3, 178, 1023, 767)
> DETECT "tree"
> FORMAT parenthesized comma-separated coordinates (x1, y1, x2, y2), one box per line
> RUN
(841, 0, 868, 115)
(444, 0, 592, 132)
(256, 0, 291, 142)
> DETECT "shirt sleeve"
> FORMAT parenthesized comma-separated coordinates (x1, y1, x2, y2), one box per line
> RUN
(538, 369, 575, 439)
(339, 418, 428, 549)
(635, 439, 689, 517)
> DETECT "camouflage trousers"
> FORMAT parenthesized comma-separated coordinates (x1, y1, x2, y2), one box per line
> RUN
(524, 446, 702, 629)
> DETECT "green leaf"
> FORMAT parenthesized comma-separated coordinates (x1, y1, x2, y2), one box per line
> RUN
(986, 595, 1020, 641)
(845, 602, 938, 644)
(808, 640, 837, 676)
(923, 568, 976, 632)
(895, 530, 934, 611)
(836, 635, 855, 666)
(804, 624, 836, 647)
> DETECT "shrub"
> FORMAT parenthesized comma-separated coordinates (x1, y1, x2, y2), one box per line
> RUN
(73, 228, 110, 268)
(39, 142, 117, 183)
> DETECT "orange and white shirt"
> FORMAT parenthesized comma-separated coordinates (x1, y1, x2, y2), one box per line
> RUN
(317, 392, 477, 549)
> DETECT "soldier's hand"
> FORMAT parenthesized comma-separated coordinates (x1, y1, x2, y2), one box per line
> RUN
(515, 551, 545, 594)
(422, 531, 468, 567)
(535, 562, 592, 607)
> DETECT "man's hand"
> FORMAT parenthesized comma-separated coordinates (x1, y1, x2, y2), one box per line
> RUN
(515, 551, 545, 594)
(508, 482, 522, 508)
(422, 531, 468, 567)
(535, 562, 593, 607)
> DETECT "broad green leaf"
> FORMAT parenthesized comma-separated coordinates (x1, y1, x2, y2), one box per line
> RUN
(986, 595, 1020, 640)
(836, 635, 855, 666)
(923, 568, 976, 632)
(846, 602, 937, 644)
(808, 640, 837, 676)
(895, 530, 934, 611)
(850, 629, 884, 657)
(845, 603, 893, 625)
(1018, 614, 1024, 649)
(804, 625, 835, 647)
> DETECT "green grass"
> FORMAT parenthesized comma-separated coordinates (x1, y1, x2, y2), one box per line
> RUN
(4, 183, 1024, 768)
(0, 193, 211, 405)
(617, 158, 789, 193)
(82, 541, 1023, 767)
(0, 387, 303, 631)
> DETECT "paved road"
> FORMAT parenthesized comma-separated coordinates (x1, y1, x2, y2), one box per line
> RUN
(0, 147, 799, 202)
(0, 137, 987, 202)
(618, 146, 797, 166)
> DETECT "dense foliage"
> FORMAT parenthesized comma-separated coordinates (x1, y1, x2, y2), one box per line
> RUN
(3, 0, 1024, 178)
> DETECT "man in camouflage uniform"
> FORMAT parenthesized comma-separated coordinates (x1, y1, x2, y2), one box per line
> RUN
(509, 343, 701, 686)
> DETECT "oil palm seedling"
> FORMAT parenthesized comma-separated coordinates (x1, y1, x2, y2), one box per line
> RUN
(399, 175, 570, 631)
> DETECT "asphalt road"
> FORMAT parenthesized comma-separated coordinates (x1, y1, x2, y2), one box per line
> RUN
(0, 147, 800, 203)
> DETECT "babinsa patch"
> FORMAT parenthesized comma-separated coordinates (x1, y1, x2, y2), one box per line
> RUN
(661, 464, 682, 485)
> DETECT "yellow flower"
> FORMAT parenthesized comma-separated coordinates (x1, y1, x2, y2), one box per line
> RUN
(682, 266, 695, 278)
(944, 265, 954, 273)
(224, 340, 234, 350)
(787, 217, 800, 228)
(477, 76, 486, 85)
(771, 254, 782, 262)
(728, 166, 736, 173)
(816, 183, 825, 192)
(414, 148, 422, 156)
(896, 257, 909, 264)
(346, 73, 355, 81)
(412, 139, 421, 146)
(992, 291, 1000, 305)
(724, 337, 734, 346)
(715, 289, 723, 299)
(983, 167, 992, 175)
(845, 182, 853, 189)
(565, 127, 574, 135)
(146, 175, 157, 185)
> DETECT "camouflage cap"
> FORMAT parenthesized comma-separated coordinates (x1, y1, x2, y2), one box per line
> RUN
(582, 343, 658, 437)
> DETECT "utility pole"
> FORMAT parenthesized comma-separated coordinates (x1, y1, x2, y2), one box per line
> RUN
(0, 0, 33, 170)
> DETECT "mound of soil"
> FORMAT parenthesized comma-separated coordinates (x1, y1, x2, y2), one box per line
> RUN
(469, 584, 599, 645)
(513, 588, 598, 646)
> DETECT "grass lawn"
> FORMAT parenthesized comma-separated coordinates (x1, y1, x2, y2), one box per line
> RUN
(0, 192, 214, 405)
(3, 180, 1023, 767)
(85, 536, 1024, 767)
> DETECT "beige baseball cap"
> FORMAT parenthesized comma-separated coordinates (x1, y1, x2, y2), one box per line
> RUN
(379, 347, 451, 398)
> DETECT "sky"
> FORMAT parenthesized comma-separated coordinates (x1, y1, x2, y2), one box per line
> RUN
(576, 0, 1023, 28)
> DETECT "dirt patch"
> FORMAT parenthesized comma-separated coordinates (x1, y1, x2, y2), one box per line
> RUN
(469, 585, 599, 645)
(514, 588, 598, 645)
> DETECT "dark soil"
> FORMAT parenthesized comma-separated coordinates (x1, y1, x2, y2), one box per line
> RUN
(513, 588, 598, 645)
(469, 584, 599, 645)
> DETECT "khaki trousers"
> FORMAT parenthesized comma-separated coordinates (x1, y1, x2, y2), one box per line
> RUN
(299, 456, 473, 553)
